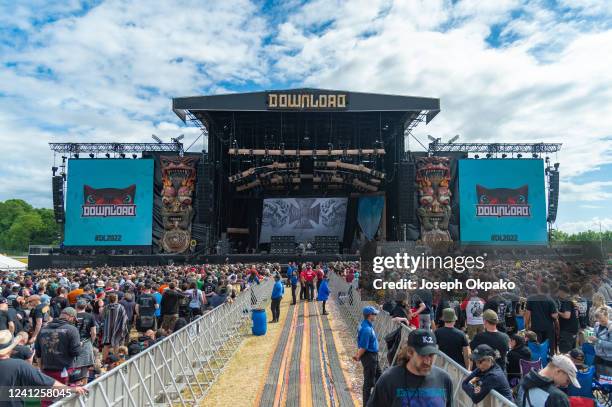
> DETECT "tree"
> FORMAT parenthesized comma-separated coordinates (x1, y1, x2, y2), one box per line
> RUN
(0, 199, 60, 253)
(550, 229, 612, 242)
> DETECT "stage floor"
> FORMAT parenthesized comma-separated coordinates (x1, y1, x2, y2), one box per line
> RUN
(27, 252, 360, 269)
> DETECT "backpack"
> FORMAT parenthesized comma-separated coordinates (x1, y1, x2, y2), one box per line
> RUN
(136, 294, 155, 317)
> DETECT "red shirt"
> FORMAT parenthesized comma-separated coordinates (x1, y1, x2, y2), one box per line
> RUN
(316, 269, 324, 280)
(303, 269, 316, 282)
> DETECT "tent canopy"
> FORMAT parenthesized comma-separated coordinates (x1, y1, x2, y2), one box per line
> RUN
(0, 254, 26, 271)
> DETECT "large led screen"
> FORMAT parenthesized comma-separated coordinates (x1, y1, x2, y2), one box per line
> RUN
(459, 159, 547, 244)
(260, 197, 348, 243)
(64, 159, 154, 246)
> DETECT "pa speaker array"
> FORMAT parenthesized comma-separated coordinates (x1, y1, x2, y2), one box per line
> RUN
(270, 235, 296, 254)
(547, 169, 559, 223)
(314, 235, 339, 254)
(52, 176, 65, 224)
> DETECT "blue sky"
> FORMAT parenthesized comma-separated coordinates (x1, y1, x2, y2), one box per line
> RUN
(0, 0, 611, 233)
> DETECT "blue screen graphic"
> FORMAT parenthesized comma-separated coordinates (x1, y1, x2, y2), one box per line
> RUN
(64, 159, 154, 246)
(459, 159, 547, 244)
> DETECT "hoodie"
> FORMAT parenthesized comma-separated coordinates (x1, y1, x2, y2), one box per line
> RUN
(507, 341, 532, 380)
(516, 370, 569, 407)
(34, 318, 81, 370)
(462, 364, 514, 404)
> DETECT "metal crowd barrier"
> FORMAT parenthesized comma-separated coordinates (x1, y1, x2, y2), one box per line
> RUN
(52, 278, 274, 407)
(328, 272, 517, 407)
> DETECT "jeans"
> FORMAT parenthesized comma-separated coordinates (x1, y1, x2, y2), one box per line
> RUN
(271, 298, 281, 321)
(307, 282, 315, 301)
(291, 284, 297, 304)
(361, 352, 381, 407)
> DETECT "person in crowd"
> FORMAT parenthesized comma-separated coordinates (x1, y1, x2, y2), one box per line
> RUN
(287, 262, 299, 305)
(302, 265, 316, 302)
(135, 284, 158, 332)
(0, 297, 15, 334)
(160, 281, 183, 332)
(270, 274, 284, 323)
(569, 348, 590, 373)
(412, 289, 433, 331)
(11, 331, 34, 364)
(27, 295, 48, 345)
(470, 310, 510, 371)
(390, 293, 412, 327)
(353, 306, 381, 407)
(524, 330, 539, 345)
(209, 286, 229, 308)
(35, 307, 81, 383)
(315, 264, 325, 295)
(588, 306, 612, 377)
(507, 334, 532, 383)
(462, 344, 514, 403)
(367, 329, 453, 407)
(8, 296, 28, 335)
(151, 283, 162, 327)
(74, 300, 97, 370)
(0, 330, 87, 406)
(50, 287, 69, 318)
(557, 285, 580, 353)
(589, 292, 608, 327)
(435, 308, 471, 368)
(119, 292, 136, 333)
(316, 274, 330, 315)
(516, 354, 579, 407)
(102, 293, 128, 363)
(525, 284, 558, 356)
(184, 281, 205, 321)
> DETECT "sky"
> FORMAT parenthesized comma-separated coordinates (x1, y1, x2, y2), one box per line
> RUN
(0, 0, 611, 234)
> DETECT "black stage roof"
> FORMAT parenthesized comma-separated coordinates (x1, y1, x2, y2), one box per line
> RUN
(173, 88, 440, 125)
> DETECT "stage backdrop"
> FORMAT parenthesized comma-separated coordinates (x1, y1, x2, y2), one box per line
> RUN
(260, 197, 348, 243)
(459, 159, 547, 244)
(64, 159, 154, 246)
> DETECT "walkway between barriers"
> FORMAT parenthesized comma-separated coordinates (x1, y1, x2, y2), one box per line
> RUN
(254, 299, 356, 407)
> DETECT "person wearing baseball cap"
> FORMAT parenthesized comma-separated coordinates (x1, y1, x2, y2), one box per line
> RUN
(353, 306, 381, 406)
(367, 329, 453, 406)
(462, 344, 514, 404)
(470, 309, 510, 371)
(517, 354, 578, 407)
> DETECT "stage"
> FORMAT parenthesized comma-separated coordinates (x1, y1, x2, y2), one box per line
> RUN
(27, 252, 360, 269)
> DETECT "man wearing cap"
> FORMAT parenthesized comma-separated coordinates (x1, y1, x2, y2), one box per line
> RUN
(435, 308, 471, 368)
(517, 354, 578, 407)
(354, 306, 381, 407)
(0, 297, 15, 334)
(35, 307, 82, 384)
(470, 309, 510, 371)
(462, 344, 514, 404)
(0, 330, 86, 406)
(367, 329, 453, 407)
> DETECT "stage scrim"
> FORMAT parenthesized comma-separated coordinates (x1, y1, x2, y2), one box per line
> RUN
(260, 197, 347, 243)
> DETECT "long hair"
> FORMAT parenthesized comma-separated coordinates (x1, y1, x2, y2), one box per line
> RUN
(395, 344, 413, 366)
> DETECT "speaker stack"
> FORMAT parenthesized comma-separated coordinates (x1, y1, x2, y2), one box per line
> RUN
(314, 236, 339, 254)
(397, 161, 416, 237)
(270, 235, 296, 255)
(52, 176, 65, 224)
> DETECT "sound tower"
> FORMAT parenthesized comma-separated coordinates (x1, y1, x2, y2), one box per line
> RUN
(195, 158, 215, 249)
(397, 161, 416, 237)
(52, 176, 65, 224)
(547, 168, 559, 223)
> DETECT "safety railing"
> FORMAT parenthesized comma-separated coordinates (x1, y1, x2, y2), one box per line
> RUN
(329, 272, 517, 407)
(52, 278, 274, 407)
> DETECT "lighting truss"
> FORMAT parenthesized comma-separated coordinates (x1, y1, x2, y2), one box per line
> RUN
(428, 142, 561, 154)
(49, 142, 183, 154)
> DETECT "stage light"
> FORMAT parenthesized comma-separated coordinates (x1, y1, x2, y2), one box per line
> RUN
(74, 154, 79, 159)
(152, 134, 162, 143)
(61, 156, 67, 163)
(502, 154, 507, 158)
(532, 153, 538, 158)
(105, 153, 111, 158)
(517, 154, 522, 158)
(475, 154, 479, 159)
(486, 153, 492, 158)
(132, 154, 137, 159)
(554, 162, 560, 169)
(51, 166, 58, 176)
(120, 153, 126, 159)
(89, 153, 94, 158)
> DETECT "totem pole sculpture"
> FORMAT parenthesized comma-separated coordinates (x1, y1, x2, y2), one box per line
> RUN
(415, 156, 453, 243)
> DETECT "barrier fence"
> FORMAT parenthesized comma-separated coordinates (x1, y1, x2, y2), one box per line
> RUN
(52, 278, 274, 407)
(328, 272, 517, 407)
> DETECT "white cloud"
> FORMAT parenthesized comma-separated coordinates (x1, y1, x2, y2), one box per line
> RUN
(560, 180, 612, 202)
(557, 217, 612, 234)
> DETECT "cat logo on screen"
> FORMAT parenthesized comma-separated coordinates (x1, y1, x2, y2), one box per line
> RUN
(475, 185, 531, 217)
(267, 92, 348, 110)
(81, 185, 136, 217)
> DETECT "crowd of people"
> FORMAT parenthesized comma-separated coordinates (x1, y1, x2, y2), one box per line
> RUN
(351, 256, 611, 407)
(0, 262, 278, 405)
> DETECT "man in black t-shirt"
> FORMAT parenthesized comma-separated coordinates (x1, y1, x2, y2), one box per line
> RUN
(525, 286, 558, 356)
(470, 310, 510, 371)
(75, 300, 97, 342)
(557, 286, 579, 353)
(135, 285, 158, 332)
(0, 298, 15, 333)
(435, 308, 471, 368)
(367, 329, 453, 407)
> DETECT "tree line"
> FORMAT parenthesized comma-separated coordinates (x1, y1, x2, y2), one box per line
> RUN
(0, 199, 60, 254)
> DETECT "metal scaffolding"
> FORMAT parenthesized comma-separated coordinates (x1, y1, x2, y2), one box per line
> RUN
(49, 142, 183, 154)
(428, 142, 562, 154)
